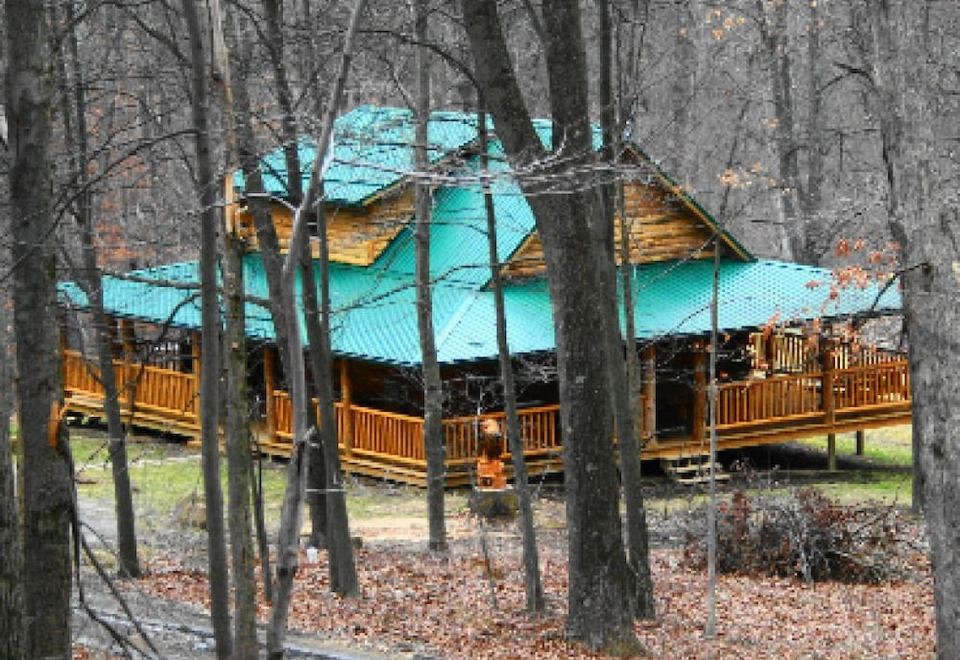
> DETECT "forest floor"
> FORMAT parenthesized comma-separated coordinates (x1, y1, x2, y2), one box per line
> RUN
(68, 424, 933, 659)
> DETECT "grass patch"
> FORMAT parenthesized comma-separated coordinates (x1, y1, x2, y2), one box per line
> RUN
(797, 426, 913, 467)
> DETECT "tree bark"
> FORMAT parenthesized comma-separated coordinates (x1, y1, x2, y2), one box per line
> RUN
(180, 1, 233, 656)
(229, 13, 278, 601)
(56, 0, 140, 579)
(214, 5, 259, 654)
(6, 2, 73, 656)
(463, 0, 639, 649)
(414, 0, 447, 552)
(596, 0, 654, 619)
(0, 305, 23, 659)
(266, 2, 366, 653)
(314, 186, 359, 595)
(261, 0, 330, 548)
(478, 110, 544, 612)
(223, 231, 259, 659)
(870, 3, 960, 656)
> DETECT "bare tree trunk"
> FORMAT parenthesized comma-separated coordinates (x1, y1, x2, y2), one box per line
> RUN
(314, 189, 359, 595)
(266, 2, 366, 653)
(870, 4, 960, 656)
(229, 14, 278, 602)
(180, 1, 233, 656)
(478, 110, 544, 612)
(6, 2, 73, 656)
(463, 0, 639, 650)
(414, 0, 447, 552)
(261, 0, 329, 547)
(223, 231, 259, 659)
(596, 0, 654, 619)
(0, 305, 23, 659)
(212, 4, 259, 654)
(56, 0, 141, 579)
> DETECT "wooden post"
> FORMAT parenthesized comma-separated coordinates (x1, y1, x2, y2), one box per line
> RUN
(693, 346, 707, 446)
(821, 340, 837, 471)
(827, 433, 837, 472)
(821, 340, 836, 426)
(120, 318, 136, 412)
(263, 346, 277, 440)
(340, 360, 354, 457)
(855, 429, 865, 456)
(191, 332, 202, 418)
(641, 344, 657, 445)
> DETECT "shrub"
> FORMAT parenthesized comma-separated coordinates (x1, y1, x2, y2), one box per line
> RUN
(685, 487, 908, 583)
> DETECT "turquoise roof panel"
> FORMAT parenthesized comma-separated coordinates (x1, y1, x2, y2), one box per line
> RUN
(234, 106, 479, 205)
(59, 256, 898, 367)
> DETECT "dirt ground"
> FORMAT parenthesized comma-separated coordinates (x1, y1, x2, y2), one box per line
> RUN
(69, 426, 934, 659)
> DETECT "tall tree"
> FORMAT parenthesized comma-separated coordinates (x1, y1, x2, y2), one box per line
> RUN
(180, 0, 233, 655)
(0, 305, 23, 659)
(266, 3, 366, 654)
(870, 2, 960, 656)
(595, 0, 655, 617)
(211, 3, 259, 655)
(463, 0, 641, 650)
(413, 0, 447, 552)
(55, 0, 140, 579)
(478, 110, 544, 612)
(6, 1, 74, 656)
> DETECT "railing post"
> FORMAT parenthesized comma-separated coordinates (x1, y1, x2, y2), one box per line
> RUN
(855, 429, 865, 456)
(821, 340, 837, 471)
(191, 332, 202, 418)
(693, 345, 707, 446)
(263, 345, 277, 441)
(642, 343, 657, 446)
(120, 318, 136, 413)
(340, 360, 354, 457)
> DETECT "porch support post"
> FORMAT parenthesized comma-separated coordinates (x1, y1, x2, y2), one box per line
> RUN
(855, 429, 865, 456)
(822, 339, 837, 471)
(693, 345, 707, 447)
(191, 332, 202, 420)
(340, 360, 354, 457)
(120, 318, 136, 413)
(641, 343, 657, 446)
(263, 345, 277, 440)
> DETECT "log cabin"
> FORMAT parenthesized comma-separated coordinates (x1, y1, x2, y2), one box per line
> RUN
(58, 105, 909, 486)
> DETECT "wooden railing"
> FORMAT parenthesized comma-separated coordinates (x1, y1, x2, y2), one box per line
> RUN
(63, 350, 199, 420)
(273, 393, 561, 466)
(717, 372, 823, 427)
(717, 359, 910, 428)
(834, 361, 910, 410)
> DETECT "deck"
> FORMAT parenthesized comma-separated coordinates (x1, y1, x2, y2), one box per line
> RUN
(62, 349, 912, 486)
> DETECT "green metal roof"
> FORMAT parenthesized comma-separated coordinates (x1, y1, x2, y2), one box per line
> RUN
(58, 255, 901, 367)
(233, 106, 479, 205)
(60, 106, 899, 366)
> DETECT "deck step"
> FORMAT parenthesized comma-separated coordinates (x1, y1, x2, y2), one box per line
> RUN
(661, 456, 730, 485)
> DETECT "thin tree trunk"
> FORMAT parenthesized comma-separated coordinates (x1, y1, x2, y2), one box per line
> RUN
(180, 1, 233, 656)
(229, 13, 278, 601)
(414, 0, 447, 552)
(223, 232, 259, 659)
(463, 0, 639, 649)
(0, 305, 23, 659)
(315, 187, 359, 595)
(261, 0, 329, 546)
(57, 0, 140, 579)
(213, 4, 259, 654)
(6, 2, 73, 656)
(478, 109, 544, 612)
(596, 0, 654, 619)
(266, 2, 366, 653)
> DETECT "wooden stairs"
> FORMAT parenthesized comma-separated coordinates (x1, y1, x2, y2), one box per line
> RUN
(660, 455, 730, 485)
